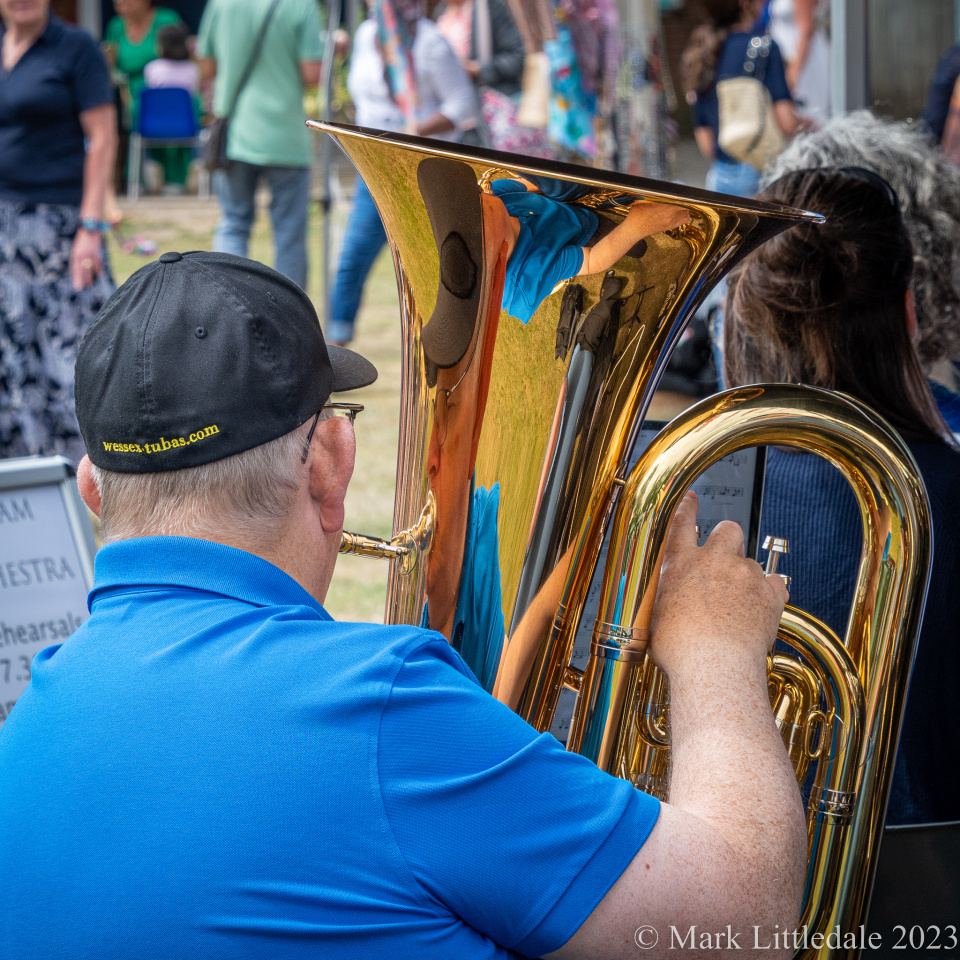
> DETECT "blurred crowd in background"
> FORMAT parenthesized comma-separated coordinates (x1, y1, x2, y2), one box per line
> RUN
(5, 0, 960, 466)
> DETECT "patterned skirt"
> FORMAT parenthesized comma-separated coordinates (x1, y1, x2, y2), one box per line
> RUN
(0, 201, 115, 465)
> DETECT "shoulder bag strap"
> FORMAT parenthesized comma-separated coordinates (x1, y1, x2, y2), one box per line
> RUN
(742, 34, 772, 85)
(223, 0, 284, 119)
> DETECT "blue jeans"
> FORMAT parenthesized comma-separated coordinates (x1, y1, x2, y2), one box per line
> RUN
(327, 178, 387, 344)
(214, 162, 311, 290)
(705, 159, 760, 198)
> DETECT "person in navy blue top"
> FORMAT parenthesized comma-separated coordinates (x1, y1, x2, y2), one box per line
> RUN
(0, 251, 807, 958)
(681, 0, 801, 197)
(724, 166, 960, 826)
(0, 0, 116, 462)
(922, 42, 960, 143)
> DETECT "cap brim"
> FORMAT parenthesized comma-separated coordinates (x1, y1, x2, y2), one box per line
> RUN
(417, 158, 485, 369)
(328, 345, 378, 394)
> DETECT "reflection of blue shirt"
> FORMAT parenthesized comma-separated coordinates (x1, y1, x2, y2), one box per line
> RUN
(492, 179, 597, 324)
(422, 480, 504, 693)
(0, 536, 659, 959)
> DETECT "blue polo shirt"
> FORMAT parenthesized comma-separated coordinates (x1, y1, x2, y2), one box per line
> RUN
(0, 536, 658, 959)
(0, 16, 112, 205)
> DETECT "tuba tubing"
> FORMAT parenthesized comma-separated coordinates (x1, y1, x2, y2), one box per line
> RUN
(566, 383, 931, 958)
(304, 123, 917, 954)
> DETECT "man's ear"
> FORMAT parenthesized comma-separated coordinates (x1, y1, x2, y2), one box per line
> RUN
(76, 456, 102, 517)
(905, 288, 918, 342)
(307, 417, 356, 534)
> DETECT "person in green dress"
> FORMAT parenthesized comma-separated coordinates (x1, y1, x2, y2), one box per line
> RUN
(103, 0, 185, 187)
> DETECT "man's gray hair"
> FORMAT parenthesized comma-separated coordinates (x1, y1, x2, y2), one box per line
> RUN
(765, 110, 960, 370)
(90, 418, 317, 545)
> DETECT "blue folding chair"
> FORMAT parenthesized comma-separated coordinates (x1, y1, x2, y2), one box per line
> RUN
(127, 87, 210, 201)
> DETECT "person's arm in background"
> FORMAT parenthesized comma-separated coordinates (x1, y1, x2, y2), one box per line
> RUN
(785, 0, 816, 92)
(415, 24, 477, 138)
(766, 37, 814, 135)
(71, 103, 118, 290)
(196, 0, 218, 83)
(297, 0, 325, 91)
(773, 98, 811, 136)
(470, 0, 524, 90)
(694, 125, 715, 160)
(546, 494, 807, 959)
(69, 30, 118, 292)
(922, 42, 960, 142)
(688, 81, 716, 160)
(301, 60, 322, 85)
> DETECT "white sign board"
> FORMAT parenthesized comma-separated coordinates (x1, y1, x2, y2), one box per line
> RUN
(0, 457, 96, 726)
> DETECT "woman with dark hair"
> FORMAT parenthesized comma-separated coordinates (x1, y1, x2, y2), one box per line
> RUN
(766, 111, 960, 430)
(724, 166, 960, 825)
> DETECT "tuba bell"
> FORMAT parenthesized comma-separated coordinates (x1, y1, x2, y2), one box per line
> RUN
(310, 122, 932, 957)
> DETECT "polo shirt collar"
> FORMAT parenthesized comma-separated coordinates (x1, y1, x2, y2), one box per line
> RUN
(89, 536, 331, 620)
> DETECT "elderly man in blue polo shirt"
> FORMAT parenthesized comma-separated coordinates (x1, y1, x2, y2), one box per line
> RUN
(0, 251, 805, 959)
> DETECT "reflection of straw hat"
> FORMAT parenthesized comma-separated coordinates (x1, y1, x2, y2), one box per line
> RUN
(417, 158, 485, 369)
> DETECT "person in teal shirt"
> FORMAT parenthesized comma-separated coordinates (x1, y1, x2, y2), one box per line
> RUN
(103, 0, 184, 184)
(197, 0, 324, 289)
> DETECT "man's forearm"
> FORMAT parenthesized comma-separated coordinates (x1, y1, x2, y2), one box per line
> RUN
(668, 653, 808, 921)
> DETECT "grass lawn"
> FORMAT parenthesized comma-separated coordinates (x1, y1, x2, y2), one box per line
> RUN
(108, 193, 400, 623)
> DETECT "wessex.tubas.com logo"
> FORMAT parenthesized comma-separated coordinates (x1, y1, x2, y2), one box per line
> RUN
(101, 425, 220, 455)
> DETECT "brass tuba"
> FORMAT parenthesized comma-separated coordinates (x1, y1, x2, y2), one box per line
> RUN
(310, 122, 932, 957)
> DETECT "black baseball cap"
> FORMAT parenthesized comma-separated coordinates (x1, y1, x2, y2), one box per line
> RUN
(75, 251, 377, 473)
(417, 157, 485, 370)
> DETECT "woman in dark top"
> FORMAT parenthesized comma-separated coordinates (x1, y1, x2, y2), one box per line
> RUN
(681, 0, 801, 196)
(724, 166, 960, 825)
(0, 0, 117, 462)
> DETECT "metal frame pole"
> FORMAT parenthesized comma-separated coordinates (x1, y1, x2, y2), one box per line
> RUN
(831, 0, 869, 116)
(319, 0, 344, 319)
